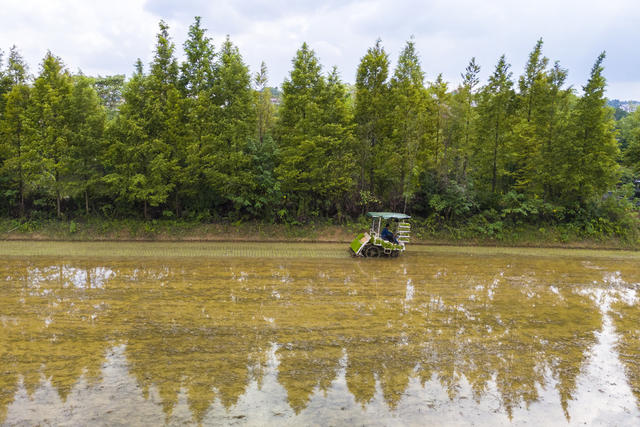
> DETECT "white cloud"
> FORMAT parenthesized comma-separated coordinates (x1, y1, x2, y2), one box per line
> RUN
(1, 0, 639, 99)
(1, 0, 159, 76)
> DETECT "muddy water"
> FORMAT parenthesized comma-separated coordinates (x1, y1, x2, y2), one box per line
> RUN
(1, 245, 639, 426)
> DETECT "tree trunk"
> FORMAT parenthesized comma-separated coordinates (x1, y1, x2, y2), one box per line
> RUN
(85, 190, 90, 216)
(369, 134, 376, 195)
(175, 192, 181, 218)
(55, 170, 62, 218)
(19, 179, 24, 218)
(435, 109, 441, 169)
(492, 117, 500, 194)
(144, 200, 148, 220)
(18, 139, 24, 217)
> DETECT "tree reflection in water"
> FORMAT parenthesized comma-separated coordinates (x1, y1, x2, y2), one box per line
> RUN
(1, 253, 639, 424)
(611, 297, 640, 407)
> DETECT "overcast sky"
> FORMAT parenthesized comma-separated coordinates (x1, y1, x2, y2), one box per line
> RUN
(1, 0, 639, 99)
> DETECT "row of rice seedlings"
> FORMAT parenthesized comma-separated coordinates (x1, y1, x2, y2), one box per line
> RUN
(0, 241, 350, 259)
(1, 241, 638, 260)
(408, 244, 640, 260)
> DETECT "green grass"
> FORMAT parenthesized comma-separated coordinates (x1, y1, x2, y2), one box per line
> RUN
(1, 217, 639, 250)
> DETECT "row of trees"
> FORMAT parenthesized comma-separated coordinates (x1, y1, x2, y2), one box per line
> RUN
(617, 106, 640, 176)
(0, 18, 635, 224)
(352, 39, 626, 223)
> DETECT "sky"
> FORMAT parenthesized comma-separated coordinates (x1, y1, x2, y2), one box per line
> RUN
(1, 0, 639, 100)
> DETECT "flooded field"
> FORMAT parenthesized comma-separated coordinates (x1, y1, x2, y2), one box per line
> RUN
(1, 243, 639, 426)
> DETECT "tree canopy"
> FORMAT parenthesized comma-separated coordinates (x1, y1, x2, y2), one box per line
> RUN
(0, 21, 635, 233)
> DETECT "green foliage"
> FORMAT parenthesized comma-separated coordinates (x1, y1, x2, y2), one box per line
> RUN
(558, 53, 619, 205)
(445, 58, 480, 193)
(26, 52, 74, 217)
(512, 39, 549, 194)
(473, 55, 517, 196)
(387, 39, 429, 211)
(0, 83, 30, 216)
(354, 39, 391, 197)
(68, 74, 107, 215)
(276, 43, 354, 219)
(104, 22, 183, 219)
(104, 59, 168, 219)
(499, 191, 544, 224)
(91, 74, 124, 119)
(468, 213, 505, 239)
(242, 135, 281, 220)
(413, 170, 474, 221)
(254, 61, 275, 143)
(0, 46, 29, 114)
(620, 108, 640, 174)
(178, 16, 218, 213)
(0, 31, 636, 241)
(209, 36, 257, 216)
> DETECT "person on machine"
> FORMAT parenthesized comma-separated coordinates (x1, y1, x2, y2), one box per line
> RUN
(381, 223, 399, 244)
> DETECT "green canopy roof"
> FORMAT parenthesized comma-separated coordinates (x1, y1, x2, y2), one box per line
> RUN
(366, 212, 411, 219)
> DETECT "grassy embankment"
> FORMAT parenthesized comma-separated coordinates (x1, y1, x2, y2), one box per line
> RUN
(1, 217, 639, 250)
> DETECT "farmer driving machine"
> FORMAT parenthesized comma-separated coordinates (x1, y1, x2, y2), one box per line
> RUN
(349, 212, 411, 257)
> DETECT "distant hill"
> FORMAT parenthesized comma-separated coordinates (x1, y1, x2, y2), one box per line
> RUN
(608, 99, 639, 113)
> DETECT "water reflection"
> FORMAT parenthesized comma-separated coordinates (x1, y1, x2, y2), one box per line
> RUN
(1, 253, 639, 424)
(611, 295, 640, 408)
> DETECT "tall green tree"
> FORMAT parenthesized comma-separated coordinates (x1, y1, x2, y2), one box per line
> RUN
(179, 16, 217, 211)
(428, 73, 452, 178)
(388, 39, 429, 211)
(0, 48, 7, 114)
(518, 39, 548, 123)
(0, 46, 30, 216)
(25, 52, 74, 217)
(105, 59, 172, 219)
(0, 48, 8, 215)
(103, 61, 140, 216)
(450, 57, 480, 181)
(560, 52, 619, 204)
(254, 61, 275, 144)
(414, 58, 481, 221)
(473, 55, 517, 197)
(512, 39, 550, 194)
(616, 108, 640, 152)
(276, 42, 324, 216)
(68, 74, 107, 215)
(179, 16, 215, 97)
(146, 20, 183, 216)
(0, 47, 29, 113)
(621, 108, 640, 175)
(276, 43, 354, 218)
(104, 21, 183, 219)
(209, 36, 257, 215)
(315, 66, 356, 216)
(0, 85, 31, 216)
(538, 62, 573, 202)
(248, 61, 280, 219)
(354, 39, 391, 200)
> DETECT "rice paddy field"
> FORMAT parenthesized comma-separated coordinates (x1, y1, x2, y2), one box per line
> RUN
(1, 242, 639, 425)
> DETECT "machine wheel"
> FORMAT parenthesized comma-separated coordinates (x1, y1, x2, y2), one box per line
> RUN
(365, 245, 381, 258)
(390, 250, 400, 258)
